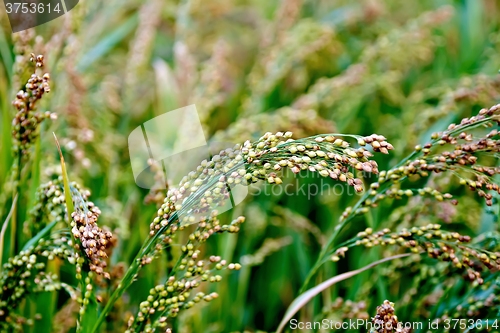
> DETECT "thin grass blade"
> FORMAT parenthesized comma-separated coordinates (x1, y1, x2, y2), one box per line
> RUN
(276, 253, 416, 333)
(53, 133, 74, 219)
(0, 194, 18, 270)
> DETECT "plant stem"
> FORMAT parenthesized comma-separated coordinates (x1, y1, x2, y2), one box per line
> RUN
(91, 230, 161, 333)
(298, 190, 370, 293)
(10, 152, 21, 259)
(0, 194, 18, 272)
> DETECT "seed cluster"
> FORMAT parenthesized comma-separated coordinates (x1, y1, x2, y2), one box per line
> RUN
(71, 198, 113, 279)
(132, 131, 392, 331)
(242, 132, 390, 192)
(148, 131, 391, 239)
(0, 237, 74, 332)
(342, 185, 456, 221)
(340, 103, 500, 224)
(383, 104, 500, 205)
(337, 226, 500, 285)
(11, 53, 55, 166)
(371, 300, 410, 333)
(129, 254, 241, 332)
(129, 213, 245, 332)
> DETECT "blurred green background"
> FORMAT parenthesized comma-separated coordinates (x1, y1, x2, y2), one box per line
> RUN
(0, 0, 500, 332)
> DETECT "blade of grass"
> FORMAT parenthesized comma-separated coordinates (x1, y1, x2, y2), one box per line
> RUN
(0, 194, 18, 271)
(21, 220, 57, 252)
(28, 126, 43, 209)
(0, 90, 12, 186)
(53, 133, 75, 218)
(276, 253, 416, 333)
(0, 24, 13, 81)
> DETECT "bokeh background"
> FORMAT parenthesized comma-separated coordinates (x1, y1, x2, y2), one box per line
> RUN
(1, 0, 500, 332)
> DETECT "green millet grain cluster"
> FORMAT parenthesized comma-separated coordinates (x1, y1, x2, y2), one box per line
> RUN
(386, 104, 500, 203)
(240, 131, 389, 187)
(129, 215, 244, 333)
(341, 186, 457, 221)
(334, 225, 500, 285)
(148, 131, 391, 239)
(128, 263, 236, 333)
(341, 103, 500, 223)
(0, 236, 74, 331)
(441, 285, 499, 319)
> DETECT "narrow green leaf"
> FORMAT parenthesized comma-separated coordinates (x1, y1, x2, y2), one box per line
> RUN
(0, 101, 12, 186)
(28, 128, 43, 209)
(276, 253, 416, 333)
(53, 133, 75, 219)
(0, 25, 13, 80)
(0, 194, 18, 269)
(21, 220, 57, 252)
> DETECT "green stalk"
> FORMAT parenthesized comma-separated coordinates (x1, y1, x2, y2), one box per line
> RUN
(91, 233, 159, 333)
(9, 148, 22, 263)
(0, 194, 18, 271)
